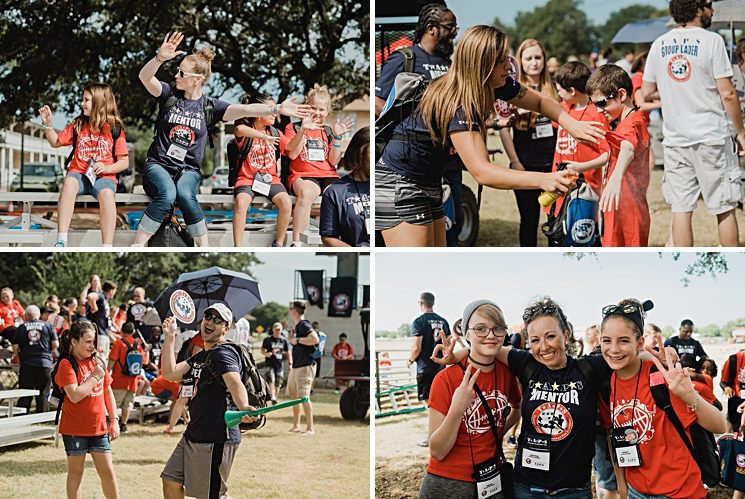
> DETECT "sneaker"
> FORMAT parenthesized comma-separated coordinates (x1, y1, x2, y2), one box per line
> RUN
(417, 438, 429, 447)
(268, 242, 283, 247)
(506, 435, 518, 449)
(119, 423, 128, 434)
(52, 240, 67, 248)
(334, 389, 339, 394)
(271, 398, 278, 406)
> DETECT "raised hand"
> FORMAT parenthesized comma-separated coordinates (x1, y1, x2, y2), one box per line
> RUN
(158, 32, 185, 62)
(332, 118, 355, 136)
(299, 115, 319, 131)
(92, 362, 106, 381)
(38, 106, 53, 126)
(162, 316, 178, 339)
(451, 364, 480, 415)
(650, 346, 697, 404)
(279, 96, 311, 118)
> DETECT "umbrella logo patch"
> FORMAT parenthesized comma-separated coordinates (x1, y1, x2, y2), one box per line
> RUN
(170, 290, 196, 324)
(306, 285, 319, 303)
(332, 293, 351, 312)
(130, 303, 146, 321)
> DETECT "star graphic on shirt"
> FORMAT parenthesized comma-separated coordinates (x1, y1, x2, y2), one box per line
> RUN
(552, 382, 559, 391)
(535, 381, 542, 389)
(569, 381, 577, 389)
(184, 111, 191, 116)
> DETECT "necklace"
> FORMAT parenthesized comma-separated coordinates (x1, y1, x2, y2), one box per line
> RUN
(468, 354, 495, 367)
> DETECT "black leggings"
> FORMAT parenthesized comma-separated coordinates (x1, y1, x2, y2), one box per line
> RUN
(514, 188, 542, 247)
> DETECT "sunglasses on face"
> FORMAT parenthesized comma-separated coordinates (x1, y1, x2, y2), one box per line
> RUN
(468, 325, 508, 338)
(591, 94, 616, 109)
(702, 1, 713, 8)
(203, 313, 225, 325)
(176, 69, 202, 79)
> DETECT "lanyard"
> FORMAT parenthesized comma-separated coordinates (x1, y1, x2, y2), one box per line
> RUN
(612, 359, 642, 428)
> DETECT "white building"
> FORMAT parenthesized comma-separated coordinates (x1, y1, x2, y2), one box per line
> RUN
(0, 121, 72, 190)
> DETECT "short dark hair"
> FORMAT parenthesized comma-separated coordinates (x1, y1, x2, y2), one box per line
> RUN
(554, 61, 592, 94)
(670, 0, 706, 24)
(680, 319, 694, 328)
(420, 292, 435, 308)
(239, 92, 274, 126)
(414, 3, 452, 43)
(585, 64, 633, 99)
(312, 321, 320, 327)
(292, 301, 307, 315)
(679, 353, 700, 371)
(121, 322, 135, 335)
(339, 333, 347, 339)
(103, 280, 117, 292)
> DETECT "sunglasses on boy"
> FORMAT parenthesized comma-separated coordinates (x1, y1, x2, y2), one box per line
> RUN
(177, 68, 202, 79)
(591, 94, 615, 109)
(203, 313, 226, 325)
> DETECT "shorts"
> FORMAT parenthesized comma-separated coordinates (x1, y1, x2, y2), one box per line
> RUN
(627, 483, 672, 499)
(264, 365, 285, 386)
(154, 389, 174, 400)
(513, 480, 592, 499)
(98, 334, 110, 361)
(418, 471, 501, 499)
(593, 433, 617, 490)
(113, 389, 136, 411)
(291, 177, 338, 195)
(375, 161, 444, 231)
(62, 434, 112, 456)
(234, 183, 287, 201)
(65, 172, 116, 199)
(728, 395, 745, 427)
(286, 364, 315, 399)
(161, 436, 238, 499)
(416, 373, 437, 401)
(661, 138, 742, 215)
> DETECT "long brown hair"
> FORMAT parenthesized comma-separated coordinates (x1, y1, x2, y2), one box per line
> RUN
(72, 82, 124, 135)
(417, 25, 511, 146)
(515, 39, 560, 131)
(59, 320, 97, 358)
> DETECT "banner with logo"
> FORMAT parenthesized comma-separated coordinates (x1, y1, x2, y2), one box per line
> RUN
(328, 277, 357, 318)
(362, 285, 370, 309)
(300, 271, 324, 309)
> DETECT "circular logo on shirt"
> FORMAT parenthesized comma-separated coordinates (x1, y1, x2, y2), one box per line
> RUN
(531, 402, 574, 441)
(169, 125, 196, 146)
(333, 293, 351, 312)
(571, 219, 595, 245)
(27, 329, 40, 342)
(667, 55, 691, 82)
(169, 290, 196, 324)
(737, 454, 745, 468)
(306, 285, 319, 303)
(465, 390, 509, 434)
(130, 303, 146, 322)
(555, 130, 577, 156)
(77, 133, 111, 163)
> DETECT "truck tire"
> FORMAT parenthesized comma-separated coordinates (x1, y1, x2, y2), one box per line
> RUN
(340, 385, 368, 420)
(458, 186, 479, 247)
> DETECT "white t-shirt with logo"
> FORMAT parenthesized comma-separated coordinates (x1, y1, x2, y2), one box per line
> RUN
(643, 27, 734, 147)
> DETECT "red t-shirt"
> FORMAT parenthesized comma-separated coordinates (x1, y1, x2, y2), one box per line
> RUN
(722, 353, 745, 397)
(190, 333, 205, 356)
(282, 124, 339, 189)
(630, 72, 651, 127)
(0, 300, 24, 333)
(109, 336, 144, 391)
(55, 356, 113, 437)
(235, 125, 284, 188)
(610, 361, 704, 499)
(57, 122, 128, 184)
(700, 373, 714, 392)
(332, 343, 354, 359)
(548, 102, 610, 213)
(601, 111, 651, 247)
(427, 361, 521, 482)
(692, 378, 717, 405)
(151, 375, 179, 398)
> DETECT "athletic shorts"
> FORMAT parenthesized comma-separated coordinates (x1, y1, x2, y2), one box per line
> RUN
(62, 434, 111, 456)
(113, 389, 136, 411)
(728, 395, 745, 428)
(291, 177, 338, 195)
(264, 365, 285, 386)
(416, 372, 437, 401)
(161, 436, 238, 499)
(286, 364, 315, 399)
(375, 161, 444, 231)
(418, 471, 501, 499)
(662, 138, 742, 215)
(234, 183, 287, 201)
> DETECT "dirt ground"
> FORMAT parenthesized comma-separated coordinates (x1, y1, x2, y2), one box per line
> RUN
(471, 134, 745, 247)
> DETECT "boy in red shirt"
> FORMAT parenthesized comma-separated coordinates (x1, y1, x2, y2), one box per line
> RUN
(107, 322, 144, 434)
(586, 64, 651, 247)
(331, 333, 355, 393)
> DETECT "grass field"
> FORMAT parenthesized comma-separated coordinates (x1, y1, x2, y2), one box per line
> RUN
(470, 133, 745, 247)
(0, 391, 369, 499)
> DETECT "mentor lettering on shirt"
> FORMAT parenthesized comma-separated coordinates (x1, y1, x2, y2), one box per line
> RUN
(527, 379, 583, 440)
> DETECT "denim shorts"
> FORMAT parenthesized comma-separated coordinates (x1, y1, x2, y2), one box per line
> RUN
(62, 434, 112, 456)
(627, 483, 672, 499)
(593, 433, 617, 490)
(513, 480, 592, 499)
(65, 172, 116, 199)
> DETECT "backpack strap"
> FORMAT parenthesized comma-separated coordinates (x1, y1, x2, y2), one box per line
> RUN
(111, 125, 121, 163)
(396, 47, 416, 74)
(65, 127, 79, 169)
(649, 365, 696, 456)
(54, 356, 79, 425)
(728, 354, 738, 387)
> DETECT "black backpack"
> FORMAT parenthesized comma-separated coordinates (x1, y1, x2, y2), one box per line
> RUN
(397, 47, 415, 73)
(118, 338, 141, 377)
(202, 340, 272, 431)
(728, 353, 738, 387)
(155, 83, 218, 149)
(227, 126, 281, 187)
(374, 72, 430, 163)
(279, 123, 334, 189)
(50, 354, 107, 425)
(176, 335, 194, 363)
(65, 125, 122, 169)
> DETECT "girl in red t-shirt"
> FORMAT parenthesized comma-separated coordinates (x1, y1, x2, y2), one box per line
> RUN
(232, 93, 293, 247)
(421, 300, 520, 499)
(54, 321, 120, 498)
(283, 84, 355, 247)
(38, 83, 129, 248)
(600, 299, 726, 499)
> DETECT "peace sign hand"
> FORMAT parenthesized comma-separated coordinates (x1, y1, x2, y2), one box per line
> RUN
(158, 32, 185, 62)
(451, 364, 481, 414)
(431, 332, 459, 366)
(650, 346, 697, 404)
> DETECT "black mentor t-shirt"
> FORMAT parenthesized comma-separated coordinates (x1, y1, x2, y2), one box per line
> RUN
(262, 336, 288, 370)
(126, 301, 154, 341)
(375, 45, 450, 101)
(663, 336, 707, 358)
(12, 319, 58, 368)
(319, 176, 370, 247)
(86, 291, 110, 336)
(145, 81, 230, 174)
(381, 78, 522, 184)
(292, 319, 316, 368)
(411, 312, 451, 375)
(183, 345, 242, 444)
(508, 349, 610, 489)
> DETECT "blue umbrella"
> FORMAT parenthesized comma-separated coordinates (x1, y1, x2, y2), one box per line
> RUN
(154, 266, 262, 328)
(611, 16, 673, 44)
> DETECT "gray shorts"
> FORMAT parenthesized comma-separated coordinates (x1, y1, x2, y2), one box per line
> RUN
(419, 471, 503, 499)
(161, 436, 238, 499)
(662, 138, 742, 215)
(375, 161, 444, 231)
(264, 365, 284, 386)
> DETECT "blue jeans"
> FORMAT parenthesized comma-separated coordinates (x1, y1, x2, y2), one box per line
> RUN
(593, 433, 617, 490)
(141, 164, 206, 237)
(627, 484, 671, 499)
(443, 169, 463, 247)
(65, 172, 116, 199)
(513, 480, 592, 499)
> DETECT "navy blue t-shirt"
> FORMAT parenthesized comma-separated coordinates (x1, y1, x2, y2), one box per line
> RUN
(262, 336, 288, 370)
(381, 78, 523, 184)
(183, 345, 242, 444)
(291, 319, 316, 368)
(663, 336, 707, 358)
(86, 291, 110, 336)
(126, 301, 154, 341)
(375, 45, 450, 101)
(320, 176, 370, 247)
(146, 81, 230, 174)
(411, 312, 450, 375)
(507, 349, 611, 489)
(12, 319, 58, 368)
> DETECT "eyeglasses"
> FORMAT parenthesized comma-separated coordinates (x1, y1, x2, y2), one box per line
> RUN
(591, 94, 616, 109)
(702, 1, 713, 9)
(468, 325, 508, 337)
(203, 313, 225, 325)
(602, 304, 641, 317)
(437, 23, 459, 34)
(176, 69, 202, 79)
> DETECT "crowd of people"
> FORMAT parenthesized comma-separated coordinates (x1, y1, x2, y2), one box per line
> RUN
(38, 32, 370, 248)
(375, 0, 745, 247)
(404, 290, 740, 499)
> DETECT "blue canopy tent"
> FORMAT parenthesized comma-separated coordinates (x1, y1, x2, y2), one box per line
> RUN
(611, 16, 673, 44)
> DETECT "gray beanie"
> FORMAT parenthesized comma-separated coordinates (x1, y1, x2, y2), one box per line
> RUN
(461, 299, 503, 334)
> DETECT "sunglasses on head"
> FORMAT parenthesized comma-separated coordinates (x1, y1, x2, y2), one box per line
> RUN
(203, 313, 225, 325)
(522, 304, 558, 322)
(602, 304, 641, 316)
(176, 68, 202, 79)
(591, 94, 615, 109)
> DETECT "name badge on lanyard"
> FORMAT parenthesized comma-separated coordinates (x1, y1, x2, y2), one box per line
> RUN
(472, 457, 502, 498)
(611, 426, 642, 467)
(522, 433, 551, 470)
(252, 172, 272, 196)
(85, 158, 98, 186)
(180, 373, 196, 399)
(307, 139, 326, 162)
(167, 134, 191, 162)
(534, 116, 554, 139)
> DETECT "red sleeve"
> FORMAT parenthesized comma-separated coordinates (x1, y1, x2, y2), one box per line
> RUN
(722, 358, 732, 386)
(57, 122, 75, 147)
(113, 128, 128, 158)
(695, 380, 717, 405)
(599, 396, 612, 428)
(702, 373, 714, 391)
(109, 340, 121, 363)
(104, 367, 113, 388)
(332, 344, 340, 356)
(280, 124, 294, 155)
(348, 345, 354, 356)
(14, 302, 24, 316)
(55, 358, 78, 389)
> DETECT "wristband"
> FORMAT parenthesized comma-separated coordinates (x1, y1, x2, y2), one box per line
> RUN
(270, 104, 280, 115)
(41, 123, 53, 130)
(332, 143, 341, 148)
(686, 391, 701, 411)
(333, 134, 343, 140)
(492, 118, 502, 131)
(155, 55, 164, 64)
